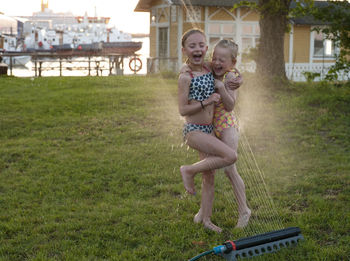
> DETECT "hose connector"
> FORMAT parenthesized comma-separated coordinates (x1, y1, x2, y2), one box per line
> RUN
(213, 241, 236, 255)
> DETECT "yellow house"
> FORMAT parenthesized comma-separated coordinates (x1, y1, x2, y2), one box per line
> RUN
(135, 0, 339, 81)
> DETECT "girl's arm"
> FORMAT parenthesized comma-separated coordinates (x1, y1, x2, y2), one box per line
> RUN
(215, 78, 236, 112)
(178, 73, 220, 116)
(178, 73, 204, 116)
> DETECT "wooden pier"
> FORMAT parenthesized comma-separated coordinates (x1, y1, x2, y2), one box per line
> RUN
(0, 50, 142, 76)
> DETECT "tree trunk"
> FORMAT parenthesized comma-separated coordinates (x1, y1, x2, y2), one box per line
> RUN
(257, 0, 291, 85)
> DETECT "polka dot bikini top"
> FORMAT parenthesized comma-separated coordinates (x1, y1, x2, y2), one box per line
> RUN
(188, 66, 215, 102)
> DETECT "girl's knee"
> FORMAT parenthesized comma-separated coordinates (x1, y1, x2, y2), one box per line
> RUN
(224, 151, 237, 165)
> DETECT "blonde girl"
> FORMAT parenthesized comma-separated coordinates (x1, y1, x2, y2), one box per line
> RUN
(178, 29, 237, 205)
(194, 40, 251, 231)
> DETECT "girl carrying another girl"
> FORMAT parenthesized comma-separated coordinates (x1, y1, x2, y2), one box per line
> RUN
(178, 29, 237, 198)
(179, 30, 250, 232)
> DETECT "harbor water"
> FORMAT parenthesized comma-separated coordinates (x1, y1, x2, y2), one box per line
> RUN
(6, 37, 149, 77)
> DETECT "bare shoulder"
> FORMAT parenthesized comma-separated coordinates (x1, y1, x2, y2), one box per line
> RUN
(179, 64, 191, 74)
(178, 72, 192, 87)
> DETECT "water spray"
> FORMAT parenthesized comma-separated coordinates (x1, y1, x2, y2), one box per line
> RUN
(189, 227, 304, 261)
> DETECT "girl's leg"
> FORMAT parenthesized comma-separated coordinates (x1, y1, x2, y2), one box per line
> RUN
(221, 127, 251, 228)
(194, 152, 222, 233)
(180, 131, 237, 194)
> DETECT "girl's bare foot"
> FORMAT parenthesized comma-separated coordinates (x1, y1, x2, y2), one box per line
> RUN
(180, 166, 196, 195)
(202, 219, 223, 233)
(194, 213, 222, 233)
(235, 208, 251, 228)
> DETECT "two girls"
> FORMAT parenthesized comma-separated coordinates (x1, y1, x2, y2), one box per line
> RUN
(178, 29, 250, 232)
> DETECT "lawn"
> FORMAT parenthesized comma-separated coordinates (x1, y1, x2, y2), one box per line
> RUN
(0, 75, 349, 260)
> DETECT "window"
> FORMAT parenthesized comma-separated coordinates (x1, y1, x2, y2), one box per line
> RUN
(208, 24, 220, 34)
(242, 38, 253, 50)
(242, 24, 253, 34)
(208, 22, 236, 50)
(223, 24, 235, 34)
(158, 27, 168, 58)
(241, 23, 260, 53)
(313, 31, 335, 58)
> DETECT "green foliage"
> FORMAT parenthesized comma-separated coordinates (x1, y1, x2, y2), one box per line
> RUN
(313, 1, 350, 81)
(233, 1, 258, 11)
(159, 70, 178, 79)
(302, 71, 321, 83)
(293, 0, 350, 82)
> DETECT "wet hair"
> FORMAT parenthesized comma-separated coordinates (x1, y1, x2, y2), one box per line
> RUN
(181, 28, 206, 47)
(215, 39, 238, 63)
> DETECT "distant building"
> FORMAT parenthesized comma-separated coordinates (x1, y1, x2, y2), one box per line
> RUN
(134, 0, 344, 81)
(20, 1, 76, 29)
(0, 14, 18, 35)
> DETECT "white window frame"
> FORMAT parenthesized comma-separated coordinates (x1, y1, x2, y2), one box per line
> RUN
(207, 21, 237, 50)
(310, 29, 339, 61)
(240, 22, 260, 53)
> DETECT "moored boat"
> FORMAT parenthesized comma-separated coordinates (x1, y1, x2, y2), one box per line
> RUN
(20, 2, 142, 56)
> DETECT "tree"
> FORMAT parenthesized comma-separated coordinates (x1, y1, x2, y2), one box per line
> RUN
(307, 1, 350, 81)
(256, 0, 292, 83)
(236, 0, 350, 85)
(235, 1, 294, 85)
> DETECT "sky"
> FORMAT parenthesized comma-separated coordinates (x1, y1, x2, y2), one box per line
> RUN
(1, 0, 150, 34)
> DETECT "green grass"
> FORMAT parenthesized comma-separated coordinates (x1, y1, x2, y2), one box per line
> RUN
(0, 75, 349, 260)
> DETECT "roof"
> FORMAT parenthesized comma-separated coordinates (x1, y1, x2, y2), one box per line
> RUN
(134, 0, 155, 12)
(134, 0, 348, 26)
(134, 0, 256, 12)
(170, 0, 255, 7)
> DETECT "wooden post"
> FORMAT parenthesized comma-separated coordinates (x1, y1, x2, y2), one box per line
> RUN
(88, 56, 91, 76)
(96, 61, 100, 76)
(9, 56, 13, 76)
(109, 56, 112, 76)
(59, 58, 62, 76)
(34, 58, 37, 77)
(39, 61, 42, 77)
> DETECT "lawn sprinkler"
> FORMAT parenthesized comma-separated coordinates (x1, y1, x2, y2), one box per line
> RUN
(189, 227, 304, 261)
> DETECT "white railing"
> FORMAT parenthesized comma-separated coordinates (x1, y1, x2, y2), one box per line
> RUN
(239, 61, 349, 82)
(285, 63, 349, 82)
(146, 57, 349, 82)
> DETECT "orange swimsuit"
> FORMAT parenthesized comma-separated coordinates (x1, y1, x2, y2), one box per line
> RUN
(213, 69, 240, 138)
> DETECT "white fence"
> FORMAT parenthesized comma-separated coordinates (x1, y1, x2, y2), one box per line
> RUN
(147, 58, 349, 82)
(285, 63, 349, 82)
(239, 62, 350, 82)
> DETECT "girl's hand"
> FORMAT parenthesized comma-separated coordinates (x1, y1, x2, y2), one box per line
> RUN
(225, 72, 243, 90)
(207, 93, 221, 105)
